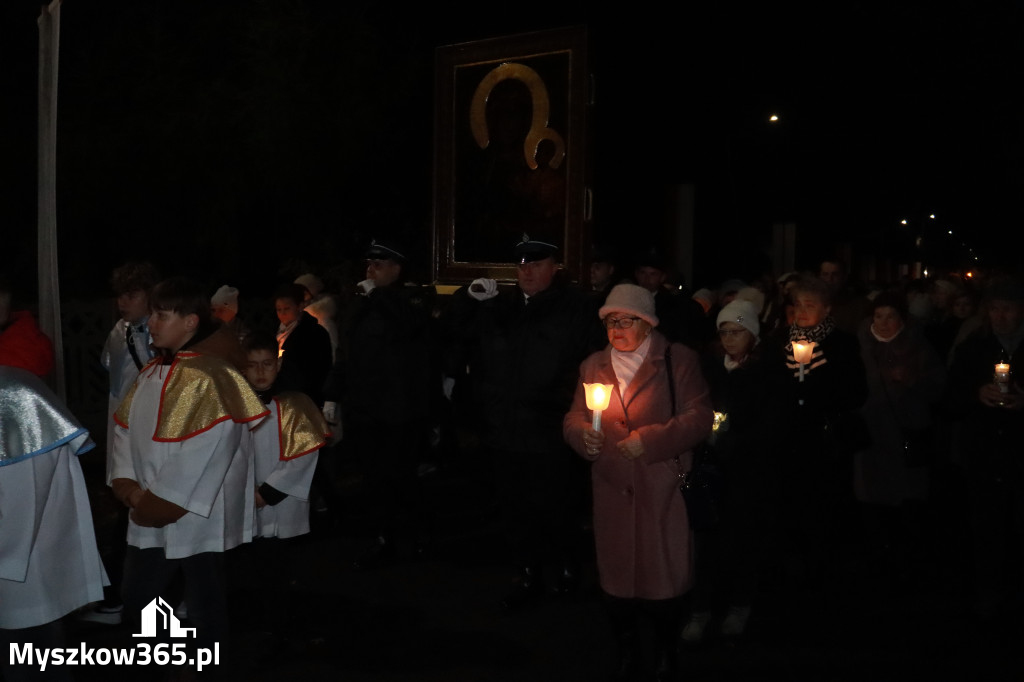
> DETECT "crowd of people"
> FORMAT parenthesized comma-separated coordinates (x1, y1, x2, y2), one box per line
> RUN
(1, 240, 1022, 681)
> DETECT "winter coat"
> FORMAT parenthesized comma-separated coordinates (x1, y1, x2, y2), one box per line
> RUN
(946, 328, 1024, 483)
(278, 310, 333, 407)
(446, 279, 604, 454)
(563, 331, 713, 599)
(783, 324, 869, 459)
(699, 338, 789, 510)
(855, 319, 946, 505)
(323, 282, 432, 427)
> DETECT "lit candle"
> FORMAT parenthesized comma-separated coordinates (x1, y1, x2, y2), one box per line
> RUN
(584, 382, 614, 432)
(792, 341, 815, 382)
(995, 362, 1011, 393)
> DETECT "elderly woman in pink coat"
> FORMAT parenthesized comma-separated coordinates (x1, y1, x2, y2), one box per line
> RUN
(564, 283, 713, 681)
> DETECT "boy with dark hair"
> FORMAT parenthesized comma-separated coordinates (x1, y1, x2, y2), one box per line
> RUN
(273, 282, 332, 407)
(79, 260, 161, 626)
(107, 276, 268, 653)
(101, 260, 161, 459)
(241, 329, 329, 540)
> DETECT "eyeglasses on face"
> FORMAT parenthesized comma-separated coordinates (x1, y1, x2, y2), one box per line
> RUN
(717, 328, 748, 338)
(604, 316, 641, 330)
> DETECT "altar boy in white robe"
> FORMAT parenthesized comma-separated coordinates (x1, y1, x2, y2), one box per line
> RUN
(236, 330, 329, 627)
(107, 277, 268, 654)
(242, 330, 328, 540)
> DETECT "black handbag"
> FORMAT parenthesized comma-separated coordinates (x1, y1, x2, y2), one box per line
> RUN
(665, 347, 721, 531)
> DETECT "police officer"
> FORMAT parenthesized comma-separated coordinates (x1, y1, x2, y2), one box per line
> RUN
(443, 234, 605, 608)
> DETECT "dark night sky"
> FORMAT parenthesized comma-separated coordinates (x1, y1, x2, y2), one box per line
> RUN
(2, 2, 1022, 299)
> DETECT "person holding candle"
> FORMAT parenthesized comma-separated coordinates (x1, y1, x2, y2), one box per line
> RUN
(780, 275, 868, 594)
(681, 295, 789, 644)
(945, 274, 1024, 621)
(564, 283, 713, 681)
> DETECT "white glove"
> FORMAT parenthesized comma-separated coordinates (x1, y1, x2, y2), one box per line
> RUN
(442, 376, 456, 401)
(357, 279, 376, 295)
(467, 278, 498, 301)
(322, 401, 339, 425)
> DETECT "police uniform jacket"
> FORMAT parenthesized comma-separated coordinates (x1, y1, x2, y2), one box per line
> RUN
(448, 278, 603, 454)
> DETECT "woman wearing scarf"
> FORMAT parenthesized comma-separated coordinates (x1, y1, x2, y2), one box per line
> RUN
(854, 290, 945, 584)
(564, 283, 713, 681)
(780, 275, 868, 591)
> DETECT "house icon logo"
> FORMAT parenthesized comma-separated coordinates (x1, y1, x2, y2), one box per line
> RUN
(132, 597, 196, 638)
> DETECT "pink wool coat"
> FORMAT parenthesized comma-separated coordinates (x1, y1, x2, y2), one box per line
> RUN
(564, 332, 713, 600)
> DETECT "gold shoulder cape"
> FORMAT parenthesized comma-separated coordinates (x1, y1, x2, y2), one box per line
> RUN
(114, 352, 269, 442)
(273, 391, 330, 460)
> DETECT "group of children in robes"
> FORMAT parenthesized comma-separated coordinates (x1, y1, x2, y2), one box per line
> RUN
(101, 275, 328, 651)
(2, 270, 328, 680)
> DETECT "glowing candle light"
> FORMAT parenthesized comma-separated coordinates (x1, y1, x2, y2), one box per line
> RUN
(995, 362, 1011, 393)
(792, 341, 815, 382)
(584, 383, 614, 431)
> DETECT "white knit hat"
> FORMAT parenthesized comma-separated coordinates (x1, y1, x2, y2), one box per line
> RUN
(599, 283, 659, 327)
(716, 298, 760, 338)
(733, 286, 765, 313)
(692, 288, 716, 315)
(294, 273, 324, 297)
(210, 285, 239, 312)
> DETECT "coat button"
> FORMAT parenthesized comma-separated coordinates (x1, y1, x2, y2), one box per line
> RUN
(617, 420, 626, 427)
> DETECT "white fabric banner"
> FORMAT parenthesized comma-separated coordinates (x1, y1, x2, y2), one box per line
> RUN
(37, 0, 64, 400)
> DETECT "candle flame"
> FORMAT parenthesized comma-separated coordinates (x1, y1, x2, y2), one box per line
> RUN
(792, 341, 815, 365)
(584, 382, 614, 411)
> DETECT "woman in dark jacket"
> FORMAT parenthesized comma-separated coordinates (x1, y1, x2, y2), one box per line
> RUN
(779, 275, 868, 587)
(682, 297, 789, 643)
(854, 290, 946, 582)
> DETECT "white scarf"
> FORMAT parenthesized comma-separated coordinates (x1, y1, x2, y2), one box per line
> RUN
(276, 319, 298, 355)
(611, 333, 653, 396)
(870, 322, 904, 343)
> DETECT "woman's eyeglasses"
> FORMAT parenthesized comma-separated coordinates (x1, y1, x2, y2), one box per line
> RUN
(604, 316, 641, 330)
(717, 328, 748, 338)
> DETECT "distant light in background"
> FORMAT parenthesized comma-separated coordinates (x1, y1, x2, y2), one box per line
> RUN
(929, 214, 936, 219)
(901, 219, 908, 225)
(769, 114, 779, 122)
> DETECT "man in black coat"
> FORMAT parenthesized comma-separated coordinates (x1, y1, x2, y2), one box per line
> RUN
(444, 235, 605, 608)
(322, 239, 434, 568)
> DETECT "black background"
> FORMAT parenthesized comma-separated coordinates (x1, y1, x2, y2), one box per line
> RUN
(2, 2, 1022, 298)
